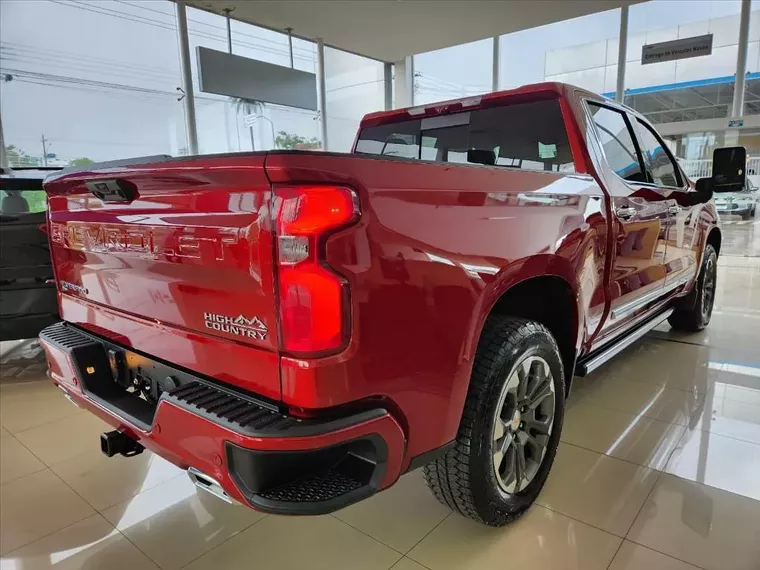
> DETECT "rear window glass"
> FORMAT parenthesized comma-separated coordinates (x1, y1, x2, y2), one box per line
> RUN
(355, 99, 575, 173)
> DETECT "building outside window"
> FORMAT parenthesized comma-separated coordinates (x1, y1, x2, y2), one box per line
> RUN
(500, 8, 621, 94)
(325, 48, 385, 152)
(413, 39, 493, 105)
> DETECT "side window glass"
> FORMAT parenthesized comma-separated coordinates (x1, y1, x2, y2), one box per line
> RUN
(587, 103, 646, 183)
(635, 120, 681, 187)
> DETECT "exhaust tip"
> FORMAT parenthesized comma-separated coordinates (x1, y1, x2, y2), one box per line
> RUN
(188, 467, 236, 505)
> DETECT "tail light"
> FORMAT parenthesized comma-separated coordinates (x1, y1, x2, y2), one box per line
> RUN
(274, 185, 359, 355)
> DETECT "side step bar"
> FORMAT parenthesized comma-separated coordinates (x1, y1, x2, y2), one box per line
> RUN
(575, 308, 673, 377)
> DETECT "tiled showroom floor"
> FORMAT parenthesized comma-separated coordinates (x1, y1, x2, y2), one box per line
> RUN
(1, 222, 758, 570)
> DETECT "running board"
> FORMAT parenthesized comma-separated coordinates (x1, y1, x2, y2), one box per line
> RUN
(574, 308, 673, 377)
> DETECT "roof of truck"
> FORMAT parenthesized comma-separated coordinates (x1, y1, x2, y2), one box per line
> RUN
(359, 81, 614, 129)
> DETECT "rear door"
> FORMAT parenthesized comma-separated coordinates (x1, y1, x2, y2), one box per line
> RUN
(0, 175, 59, 340)
(632, 117, 699, 292)
(586, 102, 671, 343)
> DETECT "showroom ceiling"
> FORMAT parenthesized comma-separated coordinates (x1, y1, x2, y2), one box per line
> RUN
(183, 0, 642, 62)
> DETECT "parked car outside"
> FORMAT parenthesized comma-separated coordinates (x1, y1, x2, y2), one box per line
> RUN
(714, 177, 758, 219)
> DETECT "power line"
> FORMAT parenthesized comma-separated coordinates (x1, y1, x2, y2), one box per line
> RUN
(46, 0, 316, 64)
(5, 71, 362, 123)
(1, 42, 181, 78)
(113, 0, 316, 57)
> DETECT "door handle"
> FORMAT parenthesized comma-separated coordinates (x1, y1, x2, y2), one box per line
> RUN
(615, 206, 637, 220)
(668, 205, 681, 215)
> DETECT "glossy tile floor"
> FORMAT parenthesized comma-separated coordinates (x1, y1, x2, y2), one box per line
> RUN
(1, 245, 759, 568)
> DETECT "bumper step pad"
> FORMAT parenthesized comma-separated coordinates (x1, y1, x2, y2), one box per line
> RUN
(258, 469, 364, 503)
(166, 382, 300, 434)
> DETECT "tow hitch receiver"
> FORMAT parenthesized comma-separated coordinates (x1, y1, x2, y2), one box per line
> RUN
(100, 430, 144, 458)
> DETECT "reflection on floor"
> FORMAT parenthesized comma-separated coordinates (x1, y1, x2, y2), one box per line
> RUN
(1, 257, 759, 569)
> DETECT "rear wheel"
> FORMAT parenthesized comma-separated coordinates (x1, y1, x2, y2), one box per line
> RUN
(668, 244, 718, 332)
(423, 317, 565, 526)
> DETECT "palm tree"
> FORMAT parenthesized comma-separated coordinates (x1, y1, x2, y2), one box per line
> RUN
(231, 97, 263, 150)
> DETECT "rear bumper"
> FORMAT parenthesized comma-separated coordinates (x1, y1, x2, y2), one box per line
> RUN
(39, 322, 406, 515)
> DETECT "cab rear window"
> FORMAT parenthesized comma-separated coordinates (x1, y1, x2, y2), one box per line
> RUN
(355, 99, 575, 173)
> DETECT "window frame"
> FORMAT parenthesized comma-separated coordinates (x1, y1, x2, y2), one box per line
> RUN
(630, 117, 686, 190)
(585, 100, 648, 185)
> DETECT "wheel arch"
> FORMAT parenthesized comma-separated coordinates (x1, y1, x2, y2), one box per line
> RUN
(466, 255, 582, 396)
(706, 225, 722, 257)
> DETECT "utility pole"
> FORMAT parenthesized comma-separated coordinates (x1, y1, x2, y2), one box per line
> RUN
(41, 134, 50, 166)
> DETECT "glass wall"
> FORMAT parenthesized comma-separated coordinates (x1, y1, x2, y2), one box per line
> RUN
(186, 7, 319, 154)
(0, 0, 380, 162)
(325, 48, 385, 152)
(626, 1, 745, 91)
(500, 8, 621, 94)
(0, 0, 186, 165)
(413, 39, 493, 105)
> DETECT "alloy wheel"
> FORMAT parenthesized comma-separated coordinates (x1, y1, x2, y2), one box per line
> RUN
(492, 356, 556, 494)
(701, 255, 717, 321)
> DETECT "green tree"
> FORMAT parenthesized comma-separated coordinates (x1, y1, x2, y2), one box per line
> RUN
(275, 131, 321, 150)
(4, 144, 38, 167)
(70, 157, 95, 166)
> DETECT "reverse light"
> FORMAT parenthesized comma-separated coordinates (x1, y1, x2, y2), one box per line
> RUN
(275, 186, 359, 354)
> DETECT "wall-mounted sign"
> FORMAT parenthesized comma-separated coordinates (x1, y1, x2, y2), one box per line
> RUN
(196, 46, 317, 111)
(641, 34, 713, 65)
(728, 119, 745, 128)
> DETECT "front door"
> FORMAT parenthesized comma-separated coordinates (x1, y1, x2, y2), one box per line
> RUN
(585, 102, 671, 345)
(632, 118, 700, 291)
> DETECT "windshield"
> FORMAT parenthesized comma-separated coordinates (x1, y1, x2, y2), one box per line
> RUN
(355, 99, 575, 173)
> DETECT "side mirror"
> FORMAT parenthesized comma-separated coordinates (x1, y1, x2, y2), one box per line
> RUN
(712, 146, 746, 193)
(689, 177, 714, 206)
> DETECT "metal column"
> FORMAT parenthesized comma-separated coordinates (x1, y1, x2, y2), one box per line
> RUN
(286, 28, 294, 68)
(316, 38, 328, 150)
(223, 8, 233, 53)
(492, 36, 500, 91)
(732, 0, 752, 117)
(616, 5, 629, 103)
(384, 62, 393, 110)
(175, 1, 198, 155)
(404, 55, 414, 106)
(0, 112, 7, 170)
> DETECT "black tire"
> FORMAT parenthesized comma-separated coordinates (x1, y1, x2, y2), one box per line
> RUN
(741, 211, 751, 220)
(668, 244, 718, 332)
(423, 317, 565, 527)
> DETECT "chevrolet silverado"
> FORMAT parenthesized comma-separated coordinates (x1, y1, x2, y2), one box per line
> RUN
(39, 83, 732, 526)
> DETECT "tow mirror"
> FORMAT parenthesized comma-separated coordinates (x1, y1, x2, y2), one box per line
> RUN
(712, 146, 746, 193)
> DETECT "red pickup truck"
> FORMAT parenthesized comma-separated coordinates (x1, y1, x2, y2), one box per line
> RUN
(39, 82, 729, 527)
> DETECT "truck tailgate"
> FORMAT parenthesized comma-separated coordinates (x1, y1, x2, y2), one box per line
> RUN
(43, 154, 281, 400)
